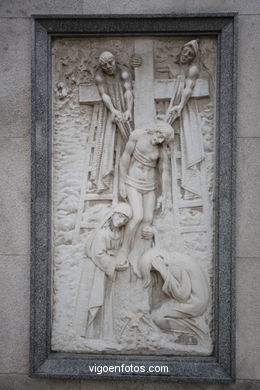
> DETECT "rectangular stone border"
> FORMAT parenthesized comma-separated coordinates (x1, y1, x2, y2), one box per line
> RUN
(30, 14, 237, 382)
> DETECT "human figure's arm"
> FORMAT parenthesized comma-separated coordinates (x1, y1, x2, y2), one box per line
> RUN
(152, 255, 169, 279)
(163, 267, 191, 301)
(152, 256, 191, 301)
(119, 130, 138, 199)
(88, 231, 116, 279)
(170, 64, 199, 119)
(95, 71, 122, 122)
(157, 146, 171, 214)
(121, 70, 133, 121)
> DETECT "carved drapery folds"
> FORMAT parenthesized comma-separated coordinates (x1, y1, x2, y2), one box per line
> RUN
(51, 37, 216, 355)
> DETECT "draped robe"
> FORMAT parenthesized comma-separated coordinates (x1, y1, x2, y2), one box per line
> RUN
(75, 217, 123, 339)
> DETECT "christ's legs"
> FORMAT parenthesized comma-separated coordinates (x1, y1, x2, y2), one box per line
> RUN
(117, 189, 156, 275)
(143, 190, 156, 225)
(122, 185, 144, 252)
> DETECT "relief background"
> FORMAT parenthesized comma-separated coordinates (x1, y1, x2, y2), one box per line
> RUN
(51, 36, 216, 355)
(0, 0, 259, 388)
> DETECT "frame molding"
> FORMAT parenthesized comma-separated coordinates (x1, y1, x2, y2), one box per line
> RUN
(30, 13, 237, 381)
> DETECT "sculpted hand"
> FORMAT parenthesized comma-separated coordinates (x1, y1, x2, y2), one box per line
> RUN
(120, 181, 127, 200)
(130, 55, 143, 68)
(169, 105, 182, 120)
(111, 109, 123, 122)
(105, 263, 116, 280)
(156, 195, 166, 215)
(123, 110, 132, 122)
(141, 226, 154, 240)
(114, 248, 128, 269)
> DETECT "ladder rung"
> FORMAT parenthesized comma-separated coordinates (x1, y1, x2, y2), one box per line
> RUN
(80, 223, 97, 229)
(84, 194, 113, 201)
(85, 142, 96, 148)
(178, 199, 204, 208)
(180, 225, 207, 233)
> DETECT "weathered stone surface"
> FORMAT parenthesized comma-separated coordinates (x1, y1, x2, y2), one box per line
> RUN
(0, 256, 29, 373)
(80, 382, 118, 390)
(0, 376, 259, 390)
(82, 379, 260, 390)
(236, 258, 260, 380)
(0, 375, 81, 390)
(238, 15, 260, 137)
(0, 0, 83, 17)
(0, 18, 31, 138)
(237, 139, 260, 258)
(0, 2, 258, 386)
(0, 137, 30, 255)
(51, 37, 215, 357)
(82, 0, 260, 14)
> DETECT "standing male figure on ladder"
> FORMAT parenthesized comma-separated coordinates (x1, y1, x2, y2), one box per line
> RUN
(94, 51, 134, 195)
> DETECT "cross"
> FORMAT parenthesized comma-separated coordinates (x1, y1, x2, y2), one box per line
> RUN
(76, 40, 210, 241)
(79, 39, 209, 126)
(133, 39, 209, 126)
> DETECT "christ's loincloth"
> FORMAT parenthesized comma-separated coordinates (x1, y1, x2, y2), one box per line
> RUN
(125, 146, 157, 194)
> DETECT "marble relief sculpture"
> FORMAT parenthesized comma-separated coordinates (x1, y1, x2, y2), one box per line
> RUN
(117, 122, 173, 275)
(94, 51, 133, 192)
(140, 248, 210, 344)
(51, 37, 216, 355)
(75, 203, 132, 340)
(167, 39, 206, 199)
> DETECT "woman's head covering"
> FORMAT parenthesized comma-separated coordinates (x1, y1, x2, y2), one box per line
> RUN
(85, 202, 132, 257)
(183, 39, 200, 58)
(113, 202, 132, 219)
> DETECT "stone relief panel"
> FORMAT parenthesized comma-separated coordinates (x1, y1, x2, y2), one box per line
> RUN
(51, 37, 217, 355)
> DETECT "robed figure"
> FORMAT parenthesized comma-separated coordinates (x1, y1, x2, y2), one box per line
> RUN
(75, 203, 132, 340)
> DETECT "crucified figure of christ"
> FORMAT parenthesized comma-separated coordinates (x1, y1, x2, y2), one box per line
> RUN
(116, 121, 174, 274)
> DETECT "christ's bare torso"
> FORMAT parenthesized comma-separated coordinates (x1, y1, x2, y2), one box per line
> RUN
(127, 132, 160, 185)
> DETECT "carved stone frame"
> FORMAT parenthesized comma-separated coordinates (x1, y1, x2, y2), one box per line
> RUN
(30, 14, 237, 381)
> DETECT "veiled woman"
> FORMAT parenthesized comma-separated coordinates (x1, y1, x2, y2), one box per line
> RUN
(75, 202, 132, 340)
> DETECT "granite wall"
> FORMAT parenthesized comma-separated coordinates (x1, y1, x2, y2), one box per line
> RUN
(0, 0, 259, 389)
